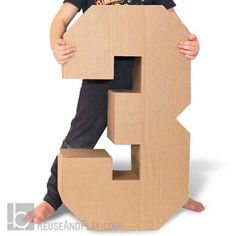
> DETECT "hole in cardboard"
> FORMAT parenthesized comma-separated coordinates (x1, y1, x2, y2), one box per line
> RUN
(111, 56, 141, 181)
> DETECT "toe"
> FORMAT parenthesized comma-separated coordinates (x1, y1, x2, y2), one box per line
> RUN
(25, 212, 33, 222)
(195, 202, 205, 212)
(34, 217, 43, 224)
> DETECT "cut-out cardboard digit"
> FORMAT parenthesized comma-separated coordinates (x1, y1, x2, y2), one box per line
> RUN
(58, 5, 191, 230)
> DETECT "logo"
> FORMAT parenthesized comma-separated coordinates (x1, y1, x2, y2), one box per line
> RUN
(7, 203, 34, 230)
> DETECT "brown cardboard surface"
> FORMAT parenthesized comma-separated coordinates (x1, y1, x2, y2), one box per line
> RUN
(59, 5, 191, 230)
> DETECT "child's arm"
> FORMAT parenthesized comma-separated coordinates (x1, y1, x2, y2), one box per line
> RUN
(168, 8, 200, 60)
(50, 3, 80, 64)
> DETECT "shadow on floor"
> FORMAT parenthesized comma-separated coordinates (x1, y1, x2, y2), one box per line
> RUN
(189, 156, 223, 197)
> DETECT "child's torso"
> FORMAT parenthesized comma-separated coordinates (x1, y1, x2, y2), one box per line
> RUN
(84, 0, 154, 13)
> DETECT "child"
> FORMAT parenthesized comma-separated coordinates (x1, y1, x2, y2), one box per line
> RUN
(26, 0, 205, 223)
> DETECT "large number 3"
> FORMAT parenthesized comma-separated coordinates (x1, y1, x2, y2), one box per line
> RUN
(58, 5, 191, 231)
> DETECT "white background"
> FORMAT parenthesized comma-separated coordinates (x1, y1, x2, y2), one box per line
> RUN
(0, 0, 236, 235)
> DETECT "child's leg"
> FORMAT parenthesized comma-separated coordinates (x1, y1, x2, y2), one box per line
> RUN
(43, 57, 135, 211)
(43, 80, 111, 210)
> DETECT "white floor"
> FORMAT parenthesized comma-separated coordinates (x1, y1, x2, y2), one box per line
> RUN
(1, 0, 236, 235)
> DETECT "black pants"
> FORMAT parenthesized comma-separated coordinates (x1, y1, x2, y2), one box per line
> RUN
(43, 57, 135, 210)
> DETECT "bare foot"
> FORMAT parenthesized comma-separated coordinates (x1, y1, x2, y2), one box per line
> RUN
(25, 201, 55, 224)
(183, 197, 205, 212)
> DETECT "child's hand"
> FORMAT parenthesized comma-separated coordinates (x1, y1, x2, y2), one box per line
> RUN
(178, 33, 200, 60)
(51, 38, 76, 65)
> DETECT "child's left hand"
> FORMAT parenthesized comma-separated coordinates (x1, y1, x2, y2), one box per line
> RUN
(178, 33, 200, 60)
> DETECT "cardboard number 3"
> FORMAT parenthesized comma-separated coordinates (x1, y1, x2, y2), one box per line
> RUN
(58, 5, 191, 231)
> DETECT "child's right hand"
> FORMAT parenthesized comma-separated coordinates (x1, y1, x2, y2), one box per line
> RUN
(51, 38, 76, 65)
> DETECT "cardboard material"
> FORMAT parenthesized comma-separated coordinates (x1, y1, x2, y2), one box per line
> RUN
(59, 5, 191, 230)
